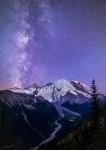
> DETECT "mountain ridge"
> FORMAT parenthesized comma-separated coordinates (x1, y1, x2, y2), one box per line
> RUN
(10, 79, 91, 102)
(0, 79, 105, 149)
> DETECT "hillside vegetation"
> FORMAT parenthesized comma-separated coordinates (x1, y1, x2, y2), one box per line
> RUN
(41, 106, 106, 150)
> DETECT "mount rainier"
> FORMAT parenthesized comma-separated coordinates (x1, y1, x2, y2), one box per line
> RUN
(0, 79, 104, 149)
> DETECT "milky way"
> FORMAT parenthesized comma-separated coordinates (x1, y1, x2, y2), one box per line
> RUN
(0, 0, 106, 92)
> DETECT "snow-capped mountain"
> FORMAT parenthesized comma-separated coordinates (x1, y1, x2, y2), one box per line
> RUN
(10, 83, 39, 95)
(37, 79, 91, 103)
(10, 79, 91, 103)
(10, 87, 34, 95)
(0, 79, 105, 149)
(10, 79, 92, 117)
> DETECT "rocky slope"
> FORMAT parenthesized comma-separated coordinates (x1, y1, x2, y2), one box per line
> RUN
(1, 79, 104, 149)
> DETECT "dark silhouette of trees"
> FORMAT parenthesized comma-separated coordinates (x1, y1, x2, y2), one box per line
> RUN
(91, 79, 100, 113)
(91, 79, 100, 130)
(0, 99, 7, 149)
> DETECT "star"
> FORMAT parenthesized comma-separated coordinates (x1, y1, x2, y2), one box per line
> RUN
(0, 0, 106, 93)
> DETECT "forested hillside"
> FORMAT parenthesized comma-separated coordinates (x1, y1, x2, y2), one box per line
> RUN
(41, 105, 106, 150)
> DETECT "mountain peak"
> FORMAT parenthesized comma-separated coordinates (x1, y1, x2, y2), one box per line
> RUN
(37, 79, 91, 103)
(9, 79, 91, 103)
(26, 83, 38, 89)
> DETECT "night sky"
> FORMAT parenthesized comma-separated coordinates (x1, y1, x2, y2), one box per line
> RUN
(0, 0, 106, 93)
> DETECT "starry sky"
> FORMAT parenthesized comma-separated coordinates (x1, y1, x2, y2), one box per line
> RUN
(0, 0, 106, 93)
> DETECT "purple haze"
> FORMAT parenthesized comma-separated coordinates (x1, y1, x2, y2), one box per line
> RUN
(0, 0, 106, 93)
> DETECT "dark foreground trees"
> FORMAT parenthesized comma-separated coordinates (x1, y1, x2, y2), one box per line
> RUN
(91, 79, 99, 112)
(0, 99, 7, 149)
(91, 79, 100, 130)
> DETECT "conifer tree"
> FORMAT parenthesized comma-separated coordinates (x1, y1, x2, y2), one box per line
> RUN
(91, 79, 100, 129)
(91, 79, 99, 113)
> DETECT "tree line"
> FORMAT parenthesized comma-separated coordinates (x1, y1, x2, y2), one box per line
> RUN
(0, 79, 103, 150)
